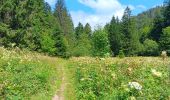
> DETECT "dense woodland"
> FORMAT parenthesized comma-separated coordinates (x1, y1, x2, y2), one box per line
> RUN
(0, 0, 170, 57)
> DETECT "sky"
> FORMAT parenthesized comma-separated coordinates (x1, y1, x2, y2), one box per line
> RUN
(45, 0, 164, 29)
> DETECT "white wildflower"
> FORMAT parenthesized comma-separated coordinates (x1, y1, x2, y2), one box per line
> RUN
(151, 69, 162, 77)
(128, 82, 142, 91)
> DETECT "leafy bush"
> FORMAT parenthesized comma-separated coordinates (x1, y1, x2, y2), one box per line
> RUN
(40, 33, 56, 55)
(72, 34, 92, 57)
(143, 39, 159, 56)
(92, 28, 110, 57)
(118, 50, 125, 58)
(160, 27, 170, 56)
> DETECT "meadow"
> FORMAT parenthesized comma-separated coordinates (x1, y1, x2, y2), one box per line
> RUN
(0, 48, 170, 100)
(0, 47, 61, 99)
(69, 57, 170, 100)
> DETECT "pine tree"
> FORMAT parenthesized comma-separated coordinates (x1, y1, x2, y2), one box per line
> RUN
(164, 0, 170, 26)
(75, 22, 84, 39)
(108, 16, 122, 56)
(73, 22, 92, 56)
(121, 7, 140, 56)
(54, 0, 74, 35)
(54, 0, 75, 56)
(84, 23, 92, 37)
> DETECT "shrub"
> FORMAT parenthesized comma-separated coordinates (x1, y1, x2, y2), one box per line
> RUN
(92, 28, 110, 57)
(118, 50, 125, 58)
(143, 39, 159, 56)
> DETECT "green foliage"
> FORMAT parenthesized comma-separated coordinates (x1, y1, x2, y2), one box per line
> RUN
(72, 57, 169, 99)
(150, 16, 164, 42)
(0, 0, 170, 57)
(72, 23, 92, 57)
(0, 0, 70, 57)
(40, 33, 56, 55)
(143, 39, 159, 56)
(53, 31, 68, 57)
(160, 27, 170, 55)
(54, 0, 74, 35)
(0, 48, 58, 99)
(84, 23, 92, 37)
(118, 50, 125, 58)
(121, 7, 141, 56)
(139, 26, 151, 43)
(53, 0, 75, 57)
(72, 35, 92, 57)
(164, 0, 170, 26)
(108, 16, 122, 56)
(75, 22, 84, 39)
(92, 28, 110, 57)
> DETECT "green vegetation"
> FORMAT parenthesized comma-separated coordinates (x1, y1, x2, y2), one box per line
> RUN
(92, 28, 110, 57)
(0, 47, 61, 99)
(0, 0, 170, 57)
(70, 57, 170, 99)
(0, 48, 170, 99)
(0, 0, 170, 99)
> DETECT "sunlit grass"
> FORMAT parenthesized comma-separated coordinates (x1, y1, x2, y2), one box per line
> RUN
(0, 47, 61, 99)
(69, 57, 170, 99)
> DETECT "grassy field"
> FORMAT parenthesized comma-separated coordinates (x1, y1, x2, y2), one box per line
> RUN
(0, 48, 170, 100)
(68, 57, 170, 100)
(0, 47, 62, 99)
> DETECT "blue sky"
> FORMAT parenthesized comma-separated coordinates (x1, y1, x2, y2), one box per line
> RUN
(45, 0, 164, 29)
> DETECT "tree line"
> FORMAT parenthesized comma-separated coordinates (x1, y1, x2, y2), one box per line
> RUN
(0, 0, 170, 57)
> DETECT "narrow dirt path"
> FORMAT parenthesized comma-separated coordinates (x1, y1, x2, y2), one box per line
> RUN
(52, 61, 66, 100)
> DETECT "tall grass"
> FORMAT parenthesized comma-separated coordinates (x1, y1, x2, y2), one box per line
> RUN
(70, 57, 170, 99)
(0, 47, 59, 99)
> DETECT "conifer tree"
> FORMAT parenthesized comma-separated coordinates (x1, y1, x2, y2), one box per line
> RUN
(84, 23, 92, 37)
(75, 22, 84, 39)
(54, 0, 74, 35)
(108, 16, 122, 55)
(164, 0, 170, 26)
(121, 7, 140, 56)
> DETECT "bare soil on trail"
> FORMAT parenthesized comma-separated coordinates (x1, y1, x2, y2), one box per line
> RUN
(52, 64, 66, 100)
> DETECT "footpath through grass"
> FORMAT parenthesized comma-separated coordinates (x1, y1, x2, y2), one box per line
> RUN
(1, 47, 170, 100)
(0, 47, 63, 100)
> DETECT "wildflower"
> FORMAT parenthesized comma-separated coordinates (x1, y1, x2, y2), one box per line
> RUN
(161, 51, 167, 60)
(99, 58, 105, 61)
(111, 73, 117, 79)
(127, 67, 132, 72)
(129, 96, 136, 100)
(151, 69, 162, 77)
(80, 78, 85, 81)
(127, 67, 133, 75)
(128, 82, 142, 91)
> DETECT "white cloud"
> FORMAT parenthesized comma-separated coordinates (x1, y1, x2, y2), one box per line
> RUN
(72, 0, 127, 29)
(45, 0, 141, 30)
(79, 0, 124, 14)
(71, 11, 114, 30)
